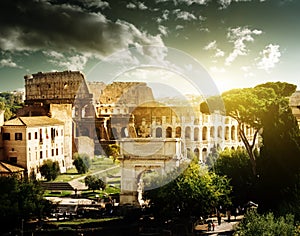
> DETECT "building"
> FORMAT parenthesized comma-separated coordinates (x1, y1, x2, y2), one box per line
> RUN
(290, 91, 300, 127)
(1, 116, 66, 179)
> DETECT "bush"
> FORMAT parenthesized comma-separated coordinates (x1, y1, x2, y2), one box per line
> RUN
(84, 175, 106, 192)
(235, 209, 296, 236)
(39, 160, 60, 181)
(73, 153, 91, 174)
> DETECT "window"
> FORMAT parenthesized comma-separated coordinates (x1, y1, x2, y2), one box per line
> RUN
(15, 133, 22, 140)
(52, 149, 54, 156)
(10, 157, 17, 164)
(35, 132, 38, 139)
(28, 132, 31, 140)
(40, 151, 43, 159)
(56, 148, 59, 156)
(3, 133, 10, 140)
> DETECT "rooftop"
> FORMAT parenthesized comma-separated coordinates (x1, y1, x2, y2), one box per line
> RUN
(4, 116, 64, 127)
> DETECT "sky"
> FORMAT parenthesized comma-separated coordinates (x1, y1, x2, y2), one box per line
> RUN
(0, 0, 299, 97)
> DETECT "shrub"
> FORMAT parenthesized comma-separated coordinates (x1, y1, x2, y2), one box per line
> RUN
(84, 175, 106, 192)
(39, 160, 60, 181)
(73, 153, 91, 174)
(235, 209, 296, 236)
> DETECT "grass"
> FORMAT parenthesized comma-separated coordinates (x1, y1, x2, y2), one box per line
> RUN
(48, 217, 123, 226)
(44, 190, 73, 197)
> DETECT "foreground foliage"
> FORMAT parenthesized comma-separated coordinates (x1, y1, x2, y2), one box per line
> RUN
(145, 159, 232, 219)
(235, 210, 296, 236)
(39, 160, 60, 181)
(0, 176, 53, 233)
(73, 153, 91, 174)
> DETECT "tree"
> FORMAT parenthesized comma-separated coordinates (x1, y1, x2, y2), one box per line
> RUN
(73, 153, 91, 174)
(235, 209, 296, 236)
(145, 159, 232, 219)
(214, 148, 256, 206)
(257, 85, 300, 213)
(106, 144, 120, 163)
(201, 82, 297, 176)
(0, 176, 53, 233)
(84, 175, 106, 192)
(39, 160, 60, 181)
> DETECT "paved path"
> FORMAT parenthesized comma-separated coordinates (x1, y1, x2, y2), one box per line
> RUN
(195, 216, 243, 235)
(68, 165, 120, 191)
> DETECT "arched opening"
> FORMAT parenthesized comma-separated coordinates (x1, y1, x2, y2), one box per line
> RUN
(156, 127, 162, 138)
(185, 127, 191, 140)
(194, 127, 199, 141)
(210, 126, 215, 139)
(202, 126, 207, 141)
(175, 126, 181, 138)
(166, 127, 172, 138)
(202, 148, 207, 163)
(121, 127, 128, 138)
(231, 125, 236, 140)
(225, 126, 230, 141)
(194, 148, 200, 160)
(218, 126, 222, 138)
(111, 127, 118, 140)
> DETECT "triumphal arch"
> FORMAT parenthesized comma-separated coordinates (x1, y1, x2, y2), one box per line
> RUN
(118, 137, 183, 205)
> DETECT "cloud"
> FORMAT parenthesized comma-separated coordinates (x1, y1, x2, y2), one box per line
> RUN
(204, 40, 217, 50)
(126, 2, 148, 10)
(174, 9, 197, 21)
(0, 58, 21, 68)
(217, 0, 266, 9)
(0, 0, 162, 58)
(257, 44, 281, 71)
(175, 0, 210, 5)
(225, 27, 262, 65)
(81, 0, 109, 9)
(158, 25, 168, 36)
(204, 41, 225, 58)
(42, 51, 90, 70)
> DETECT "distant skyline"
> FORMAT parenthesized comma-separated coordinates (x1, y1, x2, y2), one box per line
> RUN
(0, 0, 300, 95)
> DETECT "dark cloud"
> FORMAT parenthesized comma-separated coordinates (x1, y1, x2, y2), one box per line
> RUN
(0, 0, 163, 57)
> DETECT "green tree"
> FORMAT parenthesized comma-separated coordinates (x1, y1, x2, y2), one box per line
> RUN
(84, 175, 106, 192)
(257, 84, 300, 213)
(214, 148, 255, 206)
(39, 160, 60, 181)
(0, 92, 24, 121)
(0, 176, 53, 233)
(235, 209, 296, 236)
(106, 144, 120, 163)
(73, 153, 91, 174)
(145, 159, 232, 219)
(201, 82, 298, 176)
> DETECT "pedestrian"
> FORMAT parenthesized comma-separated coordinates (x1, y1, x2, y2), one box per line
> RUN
(208, 222, 211, 231)
(212, 221, 215, 231)
(217, 211, 221, 225)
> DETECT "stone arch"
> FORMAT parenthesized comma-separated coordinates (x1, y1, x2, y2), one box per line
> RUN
(111, 127, 118, 140)
(194, 127, 199, 141)
(225, 126, 230, 141)
(166, 127, 172, 138)
(202, 148, 207, 163)
(231, 125, 236, 140)
(121, 127, 128, 138)
(185, 126, 191, 140)
(194, 148, 200, 160)
(175, 126, 181, 138)
(202, 126, 208, 141)
(210, 126, 215, 138)
(156, 127, 162, 138)
(218, 126, 222, 138)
